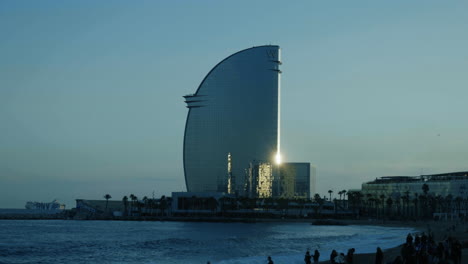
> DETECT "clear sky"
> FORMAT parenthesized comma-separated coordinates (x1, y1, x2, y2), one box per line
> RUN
(1, 1, 468, 208)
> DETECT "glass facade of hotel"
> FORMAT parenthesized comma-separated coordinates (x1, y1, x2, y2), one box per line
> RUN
(279, 162, 311, 199)
(183, 46, 281, 194)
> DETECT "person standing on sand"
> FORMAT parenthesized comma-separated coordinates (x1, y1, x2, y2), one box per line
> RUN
(267, 256, 274, 264)
(406, 233, 413, 246)
(330, 249, 338, 264)
(401, 240, 415, 264)
(313, 249, 320, 264)
(375, 247, 383, 264)
(304, 250, 312, 264)
(346, 248, 355, 264)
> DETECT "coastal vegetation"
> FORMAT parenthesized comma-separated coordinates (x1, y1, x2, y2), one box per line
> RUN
(66, 183, 468, 222)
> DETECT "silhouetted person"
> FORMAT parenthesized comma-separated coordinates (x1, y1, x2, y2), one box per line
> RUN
(313, 249, 320, 264)
(406, 233, 413, 245)
(421, 233, 427, 245)
(267, 256, 274, 264)
(414, 235, 421, 250)
(401, 241, 416, 264)
(346, 248, 355, 264)
(330, 249, 338, 264)
(304, 250, 312, 264)
(330, 250, 338, 264)
(375, 247, 384, 264)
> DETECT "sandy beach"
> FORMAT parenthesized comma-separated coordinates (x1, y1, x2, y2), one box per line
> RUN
(317, 220, 468, 264)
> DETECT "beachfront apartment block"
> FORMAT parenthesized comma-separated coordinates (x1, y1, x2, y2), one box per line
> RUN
(360, 171, 468, 199)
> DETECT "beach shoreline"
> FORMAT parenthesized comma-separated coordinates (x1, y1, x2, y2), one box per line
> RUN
(1, 216, 467, 263)
(315, 219, 468, 264)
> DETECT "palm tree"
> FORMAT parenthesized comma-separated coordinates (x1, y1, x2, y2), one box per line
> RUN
(298, 198, 306, 217)
(129, 194, 137, 216)
(341, 190, 347, 209)
(313, 193, 323, 217)
(386, 197, 393, 217)
(159, 195, 167, 216)
(355, 191, 363, 213)
(206, 197, 218, 214)
(104, 194, 112, 212)
(455, 196, 463, 216)
(122, 196, 128, 216)
(369, 197, 377, 217)
(412, 194, 419, 218)
(366, 193, 373, 216)
(422, 184, 429, 195)
(402, 191, 410, 218)
(146, 198, 154, 216)
(394, 197, 401, 217)
(434, 195, 442, 214)
(328, 190, 333, 201)
(445, 194, 453, 215)
(348, 191, 363, 216)
(373, 198, 380, 218)
(379, 194, 386, 219)
(142, 196, 148, 215)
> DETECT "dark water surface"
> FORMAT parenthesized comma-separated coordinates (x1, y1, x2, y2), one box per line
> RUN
(0, 220, 415, 264)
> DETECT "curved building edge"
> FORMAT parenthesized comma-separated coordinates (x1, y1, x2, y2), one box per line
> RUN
(182, 45, 280, 192)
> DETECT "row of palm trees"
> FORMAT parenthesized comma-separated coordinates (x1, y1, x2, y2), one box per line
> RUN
(326, 189, 348, 202)
(190, 186, 468, 219)
(102, 193, 170, 217)
(102, 184, 468, 220)
(347, 184, 468, 220)
(175, 194, 335, 218)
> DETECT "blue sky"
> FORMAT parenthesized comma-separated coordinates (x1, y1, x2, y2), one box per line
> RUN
(1, 1, 468, 208)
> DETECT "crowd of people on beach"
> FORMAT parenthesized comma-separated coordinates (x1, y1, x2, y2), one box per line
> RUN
(327, 248, 355, 264)
(398, 232, 463, 264)
(263, 231, 463, 264)
(206, 230, 464, 264)
(304, 249, 320, 264)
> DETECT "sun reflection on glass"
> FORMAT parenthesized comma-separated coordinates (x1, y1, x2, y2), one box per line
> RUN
(275, 153, 282, 164)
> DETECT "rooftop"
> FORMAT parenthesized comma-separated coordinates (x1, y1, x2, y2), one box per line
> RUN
(365, 171, 468, 184)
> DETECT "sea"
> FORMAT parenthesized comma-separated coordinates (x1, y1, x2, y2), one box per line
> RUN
(0, 220, 416, 264)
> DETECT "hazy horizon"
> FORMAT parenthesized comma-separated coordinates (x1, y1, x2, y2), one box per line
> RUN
(1, 1, 468, 208)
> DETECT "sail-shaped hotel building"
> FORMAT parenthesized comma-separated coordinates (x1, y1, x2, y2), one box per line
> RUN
(183, 46, 282, 196)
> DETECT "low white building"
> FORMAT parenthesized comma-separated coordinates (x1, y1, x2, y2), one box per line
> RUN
(361, 171, 468, 199)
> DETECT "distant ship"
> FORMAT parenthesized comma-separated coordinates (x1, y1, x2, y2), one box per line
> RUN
(25, 199, 66, 210)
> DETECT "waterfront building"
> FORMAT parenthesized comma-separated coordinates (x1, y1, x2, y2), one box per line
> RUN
(75, 199, 124, 215)
(171, 192, 230, 214)
(244, 160, 275, 198)
(360, 171, 468, 199)
(310, 166, 317, 196)
(25, 199, 65, 210)
(183, 45, 281, 195)
(279, 162, 312, 199)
